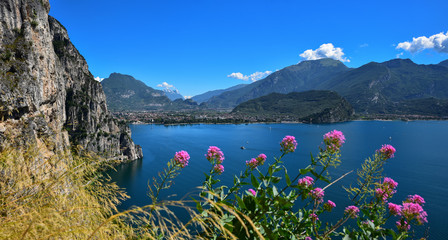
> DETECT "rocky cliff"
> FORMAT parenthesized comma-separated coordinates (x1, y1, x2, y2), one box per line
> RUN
(0, 0, 142, 161)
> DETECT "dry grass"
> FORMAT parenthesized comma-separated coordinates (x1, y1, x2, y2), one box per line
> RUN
(0, 145, 259, 239)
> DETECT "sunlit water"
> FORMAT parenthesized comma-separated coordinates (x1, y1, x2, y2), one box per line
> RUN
(108, 121, 448, 238)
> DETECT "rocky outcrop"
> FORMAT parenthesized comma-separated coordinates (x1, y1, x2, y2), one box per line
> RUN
(0, 0, 142, 161)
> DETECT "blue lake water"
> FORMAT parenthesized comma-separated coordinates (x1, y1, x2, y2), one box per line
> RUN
(109, 121, 448, 238)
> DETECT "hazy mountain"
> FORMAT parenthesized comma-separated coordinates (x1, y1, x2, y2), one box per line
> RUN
(163, 89, 184, 101)
(232, 90, 354, 123)
(439, 59, 448, 68)
(101, 73, 171, 111)
(319, 59, 448, 114)
(205, 58, 350, 108)
(192, 84, 247, 104)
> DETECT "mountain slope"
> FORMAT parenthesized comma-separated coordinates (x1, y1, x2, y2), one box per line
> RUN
(232, 90, 354, 123)
(192, 84, 247, 104)
(439, 59, 448, 68)
(101, 73, 172, 111)
(319, 59, 448, 114)
(206, 58, 350, 108)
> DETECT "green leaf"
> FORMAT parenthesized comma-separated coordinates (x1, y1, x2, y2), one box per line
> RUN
(284, 167, 291, 186)
(235, 195, 246, 209)
(299, 168, 311, 175)
(251, 173, 260, 189)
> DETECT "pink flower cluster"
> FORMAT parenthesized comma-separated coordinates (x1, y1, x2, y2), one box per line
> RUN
(297, 176, 314, 188)
(246, 153, 267, 170)
(377, 144, 396, 159)
(174, 150, 190, 168)
(375, 177, 398, 202)
(407, 194, 425, 205)
(248, 189, 256, 196)
(388, 194, 427, 231)
(345, 205, 360, 218)
(310, 188, 324, 203)
(323, 200, 336, 212)
(323, 130, 345, 152)
(213, 164, 224, 175)
(388, 203, 402, 216)
(206, 146, 225, 163)
(280, 135, 297, 154)
(206, 146, 225, 174)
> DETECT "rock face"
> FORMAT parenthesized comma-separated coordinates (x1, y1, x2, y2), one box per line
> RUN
(0, 0, 142, 161)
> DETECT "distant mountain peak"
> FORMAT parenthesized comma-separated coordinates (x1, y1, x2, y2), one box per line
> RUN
(384, 58, 416, 67)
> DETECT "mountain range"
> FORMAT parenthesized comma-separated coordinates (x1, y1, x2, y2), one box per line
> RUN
(206, 58, 448, 116)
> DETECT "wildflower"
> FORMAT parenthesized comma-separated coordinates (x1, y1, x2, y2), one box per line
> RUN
(396, 220, 410, 231)
(298, 176, 314, 187)
(401, 202, 424, 221)
(383, 177, 398, 190)
(310, 213, 319, 221)
(407, 194, 425, 206)
(378, 144, 396, 159)
(248, 189, 256, 196)
(213, 164, 224, 174)
(280, 135, 297, 154)
(206, 146, 225, 164)
(323, 200, 336, 212)
(345, 205, 360, 218)
(376, 177, 398, 201)
(305, 237, 313, 240)
(174, 150, 190, 168)
(246, 153, 267, 169)
(417, 210, 428, 224)
(388, 203, 402, 216)
(323, 130, 345, 152)
(310, 188, 324, 202)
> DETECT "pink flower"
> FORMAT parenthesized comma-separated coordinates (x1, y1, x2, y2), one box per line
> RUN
(213, 164, 224, 174)
(310, 213, 319, 221)
(310, 188, 324, 202)
(407, 194, 425, 206)
(246, 153, 267, 169)
(401, 202, 423, 220)
(248, 189, 256, 196)
(378, 144, 396, 159)
(298, 176, 314, 187)
(324, 200, 336, 211)
(174, 150, 190, 168)
(323, 130, 345, 152)
(376, 177, 398, 201)
(388, 203, 402, 216)
(304, 237, 313, 240)
(206, 146, 225, 164)
(417, 210, 428, 224)
(345, 205, 360, 218)
(396, 220, 410, 231)
(280, 135, 297, 154)
(383, 177, 398, 190)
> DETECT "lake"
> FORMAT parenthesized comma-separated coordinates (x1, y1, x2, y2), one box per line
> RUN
(108, 121, 448, 238)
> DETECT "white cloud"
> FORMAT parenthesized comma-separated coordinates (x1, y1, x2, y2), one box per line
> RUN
(396, 52, 404, 58)
(227, 71, 272, 82)
(94, 76, 104, 82)
(157, 82, 175, 90)
(184, 96, 192, 99)
(299, 43, 350, 62)
(396, 32, 448, 53)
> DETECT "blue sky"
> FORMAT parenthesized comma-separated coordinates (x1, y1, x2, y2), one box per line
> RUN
(49, 0, 448, 97)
